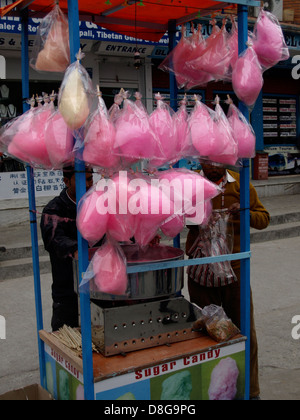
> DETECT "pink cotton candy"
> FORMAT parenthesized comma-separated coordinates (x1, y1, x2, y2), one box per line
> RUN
(45, 110, 74, 168)
(77, 188, 108, 245)
(227, 104, 256, 159)
(133, 182, 173, 246)
(253, 10, 289, 69)
(189, 99, 225, 156)
(183, 28, 213, 89)
(106, 173, 137, 242)
(232, 47, 263, 107)
(186, 200, 213, 226)
(160, 214, 185, 238)
(83, 107, 120, 170)
(92, 242, 128, 296)
(173, 100, 190, 158)
(149, 95, 178, 167)
(190, 23, 231, 81)
(159, 169, 220, 218)
(8, 105, 52, 168)
(114, 96, 161, 160)
(208, 357, 239, 401)
(208, 101, 238, 166)
(172, 31, 195, 88)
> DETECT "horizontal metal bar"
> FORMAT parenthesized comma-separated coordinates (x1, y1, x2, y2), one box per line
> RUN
(126, 251, 251, 274)
(211, 0, 260, 6)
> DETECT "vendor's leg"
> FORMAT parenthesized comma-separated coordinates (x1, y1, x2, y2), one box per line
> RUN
(188, 277, 222, 309)
(51, 298, 79, 332)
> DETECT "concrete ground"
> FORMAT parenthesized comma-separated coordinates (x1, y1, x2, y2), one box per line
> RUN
(1, 235, 300, 400)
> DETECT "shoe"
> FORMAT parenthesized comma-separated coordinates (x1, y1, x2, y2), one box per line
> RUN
(250, 395, 261, 400)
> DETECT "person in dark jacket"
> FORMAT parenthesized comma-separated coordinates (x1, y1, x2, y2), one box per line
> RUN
(40, 167, 94, 332)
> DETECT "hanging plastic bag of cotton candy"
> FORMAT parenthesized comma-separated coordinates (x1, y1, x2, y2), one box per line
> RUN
(81, 236, 128, 296)
(252, 9, 290, 71)
(158, 26, 195, 90)
(227, 18, 239, 75)
(114, 91, 162, 161)
(158, 168, 220, 226)
(30, 4, 70, 73)
(44, 92, 75, 169)
(58, 50, 93, 130)
(232, 45, 263, 108)
(104, 171, 138, 242)
(187, 19, 232, 83)
(173, 94, 192, 161)
(177, 24, 213, 90)
(7, 95, 53, 168)
(129, 173, 174, 247)
(188, 95, 225, 158)
(208, 96, 238, 166)
(226, 97, 256, 159)
(82, 86, 120, 172)
(77, 182, 109, 246)
(0, 98, 35, 163)
(148, 93, 179, 168)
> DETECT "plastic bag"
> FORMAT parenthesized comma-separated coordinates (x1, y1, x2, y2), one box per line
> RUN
(6, 96, 53, 168)
(148, 93, 178, 167)
(30, 4, 70, 73)
(227, 19, 239, 72)
(44, 93, 74, 169)
(194, 304, 240, 343)
(114, 91, 162, 161)
(226, 99, 256, 159)
(58, 50, 93, 130)
(77, 183, 109, 246)
(158, 25, 187, 87)
(160, 214, 185, 238)
(208, 97, 238, 166)
(82, 87, 120, 171)
(187, 210, 237, 287)
(106, 172, 138, 242)
(158, 168, 220, 223)
(181, 25, 213, 89)
(252, 9, 290, 70)
(189, 95, 225, 157)
(232, 46, 263, 107)
(187, 20, 231, 82)
(81, 237, 128, 296)
(132, 173, 174, 246)
(173, 95, 196, 159)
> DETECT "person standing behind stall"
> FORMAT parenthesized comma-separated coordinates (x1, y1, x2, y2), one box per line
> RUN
(186, 163, 270, 400)
(40, 166, 94, 332)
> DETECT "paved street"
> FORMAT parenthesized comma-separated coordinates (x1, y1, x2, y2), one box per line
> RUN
(0, 236, 300, 399)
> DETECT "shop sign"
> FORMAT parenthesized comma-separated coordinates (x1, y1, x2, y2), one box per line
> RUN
(0, 170, 65, 200)
(99, 42, 153, 57)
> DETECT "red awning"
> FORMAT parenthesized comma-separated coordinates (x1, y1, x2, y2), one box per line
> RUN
(0, 0, 235, 42)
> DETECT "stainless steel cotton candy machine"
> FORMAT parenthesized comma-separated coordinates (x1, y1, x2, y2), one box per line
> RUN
(74, 244, 202, 356)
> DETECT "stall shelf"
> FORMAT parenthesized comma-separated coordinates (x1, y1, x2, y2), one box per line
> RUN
(1, 0, 260, 401)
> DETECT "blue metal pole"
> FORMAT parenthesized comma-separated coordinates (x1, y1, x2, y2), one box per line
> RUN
(237, 4, 251, 401)
(21, 9, 46, 389)
(168, 19, 181, 250)
(67, 0, 94, 400)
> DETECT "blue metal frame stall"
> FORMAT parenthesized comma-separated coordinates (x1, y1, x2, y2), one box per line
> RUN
(17, 0, 260, 401)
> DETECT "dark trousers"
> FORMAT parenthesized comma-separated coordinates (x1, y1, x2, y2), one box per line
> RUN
(51, 297, 79, 332)
(188, 269, 260, 399)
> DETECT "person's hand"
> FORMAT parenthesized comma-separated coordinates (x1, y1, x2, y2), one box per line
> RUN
(229, 203, 240, 219)
(149, 235, 161, 247)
